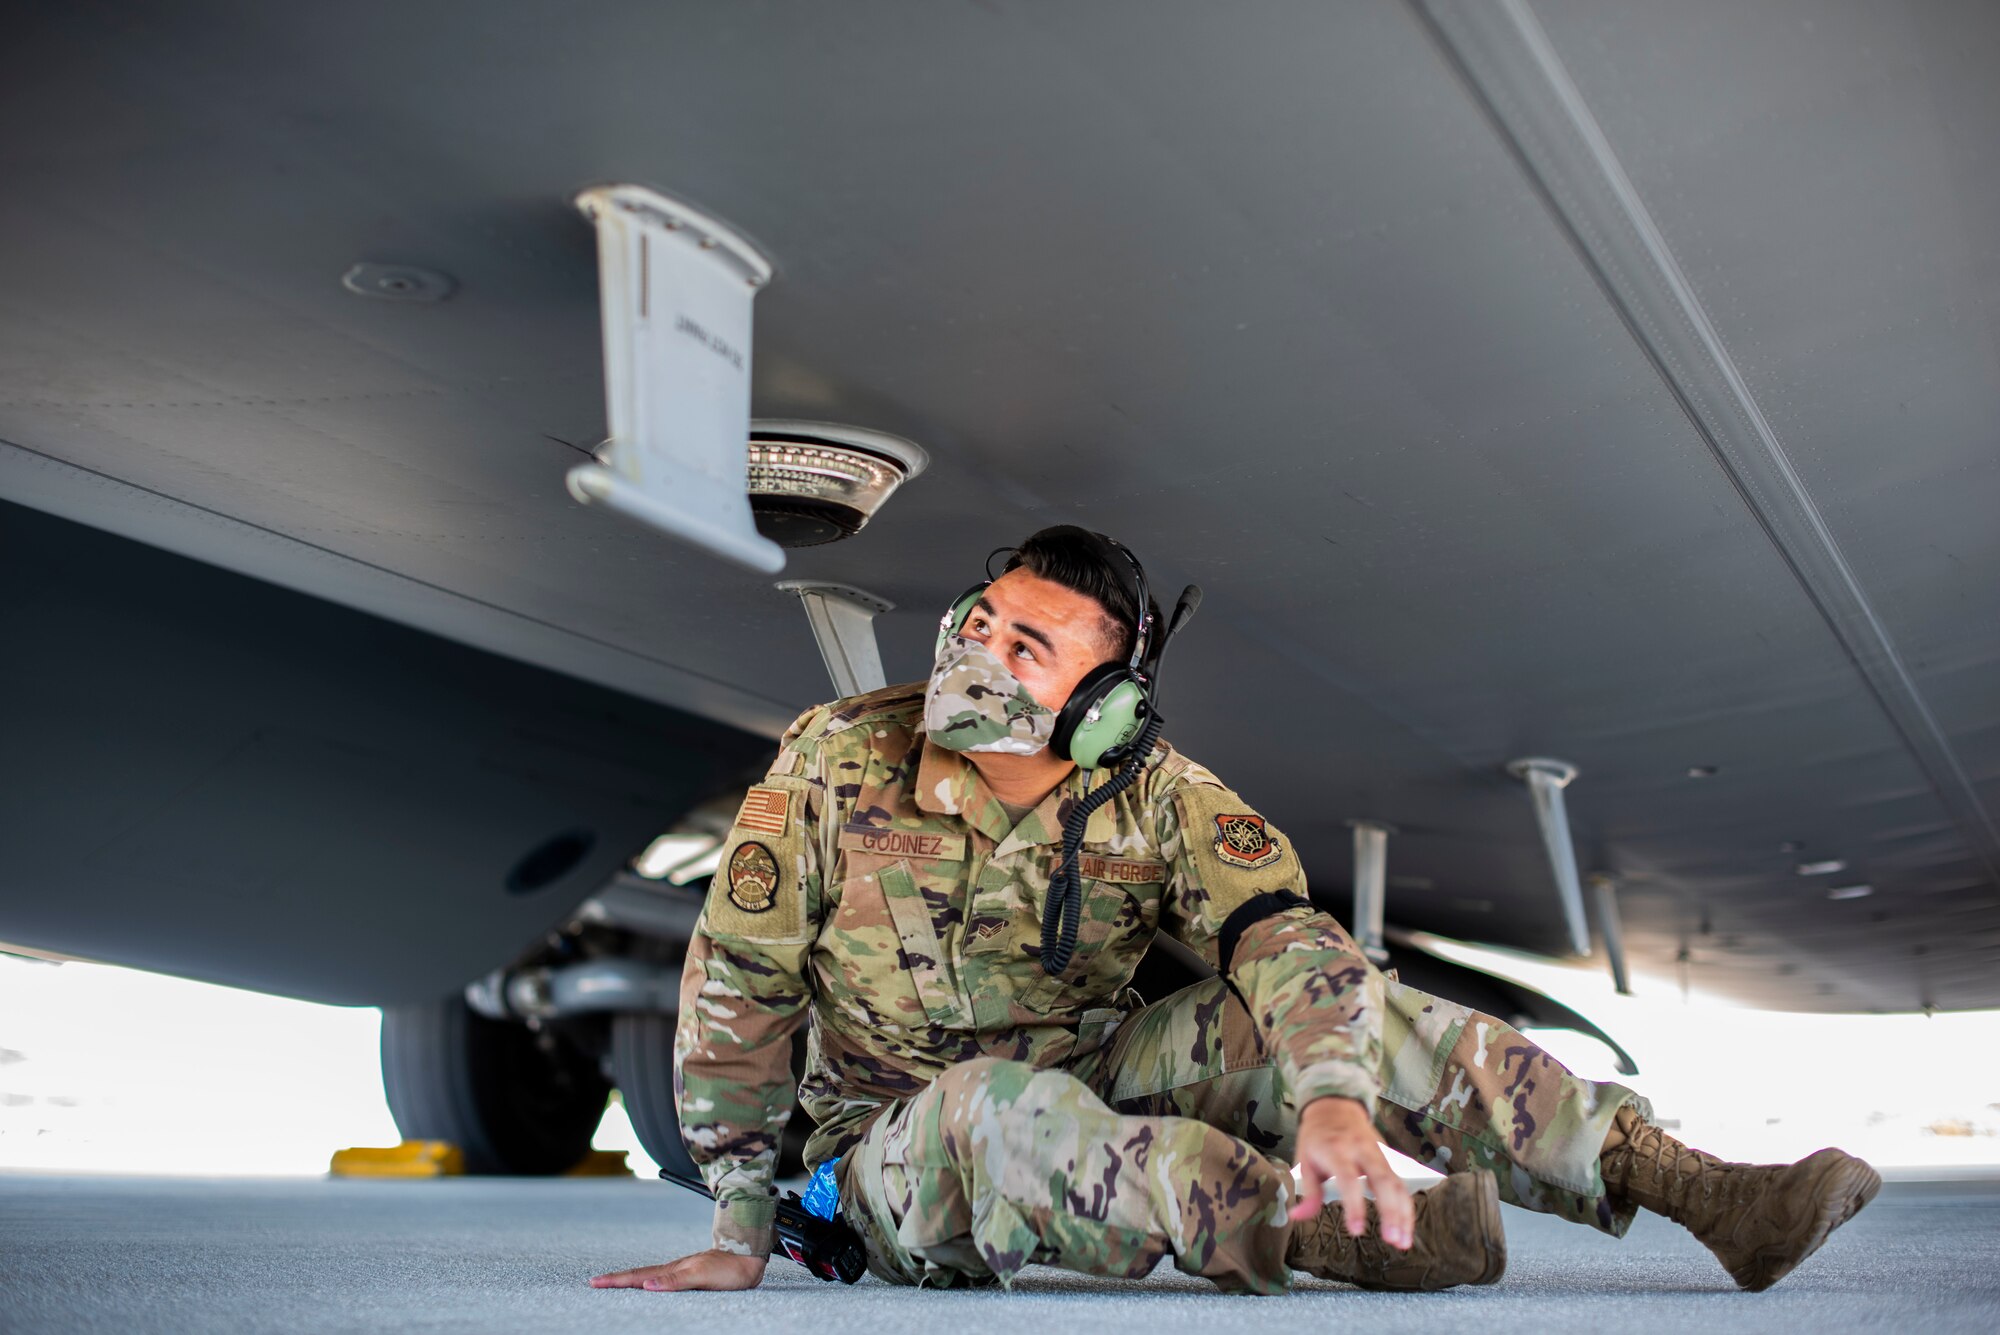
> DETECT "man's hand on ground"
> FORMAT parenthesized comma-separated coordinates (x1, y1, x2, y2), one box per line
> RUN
(590, 1250, 768, 1292)
(1290, 1096, 1415, 1251)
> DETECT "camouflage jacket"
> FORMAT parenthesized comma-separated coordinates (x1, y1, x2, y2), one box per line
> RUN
(673, 683, 1384, 1257)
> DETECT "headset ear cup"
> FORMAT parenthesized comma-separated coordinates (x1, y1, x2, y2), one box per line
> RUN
(935, 584, 990, 658)
(1053, 665, 1148, 769)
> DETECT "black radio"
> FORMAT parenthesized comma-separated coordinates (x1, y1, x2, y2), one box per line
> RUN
(661, 1170, 868, 1285)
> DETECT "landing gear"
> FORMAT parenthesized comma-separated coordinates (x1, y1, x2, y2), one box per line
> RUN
(380, 995, 609, 1175)
(610, 1012, 697, 1177)
(395, 877, 816, 1179)
(613, 1012, 811, 1178)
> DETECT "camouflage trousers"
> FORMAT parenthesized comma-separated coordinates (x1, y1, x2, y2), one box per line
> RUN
(837, 975, 1646, 1292)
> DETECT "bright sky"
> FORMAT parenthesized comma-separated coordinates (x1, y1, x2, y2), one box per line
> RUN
(1411, 933, 2000, 1170)
(1, 943, 1994, 1177)
(0, 951, 661, 1179)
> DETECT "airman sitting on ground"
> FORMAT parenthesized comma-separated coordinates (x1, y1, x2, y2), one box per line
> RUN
(593, 525, 1879, 1297)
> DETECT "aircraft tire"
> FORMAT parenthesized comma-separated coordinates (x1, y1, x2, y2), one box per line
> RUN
(613, 1012, 812, 1179)
(610, 1011, 700, 1178)
(380, 996, 610, 1175)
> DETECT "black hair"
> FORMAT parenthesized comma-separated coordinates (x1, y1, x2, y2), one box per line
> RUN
(1003, 525, 1159, 664)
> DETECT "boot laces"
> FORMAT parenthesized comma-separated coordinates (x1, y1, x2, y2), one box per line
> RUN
(1626, 1120, 1760, 1218)
(1297, 1202, 1395, 1278)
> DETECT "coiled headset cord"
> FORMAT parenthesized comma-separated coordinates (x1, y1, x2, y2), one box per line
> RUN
(1037, 582, 1199, 980)
(1039, 708, 1166, 977)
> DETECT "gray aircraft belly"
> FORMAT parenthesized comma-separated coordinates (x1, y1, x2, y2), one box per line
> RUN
(0, 1, 1994, 1011)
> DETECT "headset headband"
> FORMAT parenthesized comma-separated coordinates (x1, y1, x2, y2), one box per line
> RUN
(986, 530, 1153, 674)
(1099, 534, 1154, 678)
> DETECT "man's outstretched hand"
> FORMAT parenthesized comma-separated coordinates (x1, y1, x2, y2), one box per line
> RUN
(1289, 1096, 1414, 1251)
(591, 1250, 768, 1292)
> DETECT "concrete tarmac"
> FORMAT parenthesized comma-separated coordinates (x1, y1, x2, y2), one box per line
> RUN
(3, 1172, 1996, 1334)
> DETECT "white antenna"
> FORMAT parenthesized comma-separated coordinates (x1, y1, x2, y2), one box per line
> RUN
(566, 184, 785, 574)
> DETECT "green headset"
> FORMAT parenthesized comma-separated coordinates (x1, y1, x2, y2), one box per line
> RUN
(934, 529, 1168, 770)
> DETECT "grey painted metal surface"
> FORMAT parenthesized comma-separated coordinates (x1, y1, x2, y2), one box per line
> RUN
(0, 2, 1994, 1011)
(0, 501, 770, 1006)
(0, 439, 800, 740)
(1417, 0, 2000, 892)
(466, 958, 682, 1021)
(565, 184, 786, 575)
(1592, 874, 1633, 996)
(577, 877, 707, 944)
(1508, 758, 1592, 956)
(775, 582, 896, 699)
(1348, 821, 1392, 962)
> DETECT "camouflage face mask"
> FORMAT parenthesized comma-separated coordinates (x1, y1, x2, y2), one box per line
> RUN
(923, 636, 1057, 755)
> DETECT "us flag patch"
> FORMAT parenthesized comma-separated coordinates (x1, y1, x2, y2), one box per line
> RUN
(736, 786, 792, 836)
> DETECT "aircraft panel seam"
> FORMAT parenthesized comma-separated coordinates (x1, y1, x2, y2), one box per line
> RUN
(0, 437, 800, 741)
(1412, 0, 2000, 892)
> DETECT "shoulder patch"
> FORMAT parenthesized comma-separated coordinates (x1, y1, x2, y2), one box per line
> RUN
(703, 775, 817, 944)
(735, 785, 792, 835)
(1168, 782, 1306, 933)
(1212, 813, 1284, 869)
(725, 842, 781, 913)
(704, 830, 809, 941)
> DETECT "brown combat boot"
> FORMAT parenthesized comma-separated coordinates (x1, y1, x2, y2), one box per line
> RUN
(1287, 1170, 1506, 1291)
(1598, 1103, 1881, 1291)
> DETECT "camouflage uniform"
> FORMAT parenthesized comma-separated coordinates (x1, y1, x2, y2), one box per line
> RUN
(675, 683, 1645, 1292)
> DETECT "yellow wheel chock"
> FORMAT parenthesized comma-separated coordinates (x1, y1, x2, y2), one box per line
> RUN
(329, 1139, 465, 1178)
(327, 1141, 632, 1178)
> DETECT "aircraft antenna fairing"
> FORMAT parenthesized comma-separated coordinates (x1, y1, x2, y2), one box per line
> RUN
(565, 183, 786, 574)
